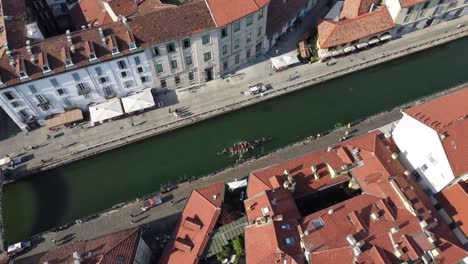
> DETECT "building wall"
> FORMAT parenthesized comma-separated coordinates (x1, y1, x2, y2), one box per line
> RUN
(392, 113, 455, 193)
(147, 29, 220, 90)
(387, 0, 468, 35)
(0, 52, 151, 130)
(217, 6, 269, 75)
(133, 237, 152, 264)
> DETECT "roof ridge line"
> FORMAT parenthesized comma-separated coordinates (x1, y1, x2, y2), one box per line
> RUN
(99, 228, 139, 258)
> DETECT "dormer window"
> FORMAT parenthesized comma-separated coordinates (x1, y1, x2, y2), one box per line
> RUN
(129, 42, 137, 50)
(18, 71, 28, 79)
(108, 35, 120, 55)
(16, 58, 28, 79)
(89, 52, 97, 61)
(126, 31, 137, 51)
(65, 59, 73, 67)
(42, 65, 51, 73)
(111, 47, 119, 55)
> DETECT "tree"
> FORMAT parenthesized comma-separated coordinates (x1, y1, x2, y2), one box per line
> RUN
(232, 237, 244, 257)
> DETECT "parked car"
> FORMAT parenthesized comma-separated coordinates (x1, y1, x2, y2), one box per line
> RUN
(140, 197, 163, 211)
(7, 241, 31, 257)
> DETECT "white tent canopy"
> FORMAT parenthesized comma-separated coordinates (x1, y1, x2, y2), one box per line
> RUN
(89, 99, 124, 123)
(270, 51, 300, 69)
(227, 179, 248, 190)
(121, 89, 155, 114)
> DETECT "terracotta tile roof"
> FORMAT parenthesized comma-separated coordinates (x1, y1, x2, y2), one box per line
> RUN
(245, 220, 305, 264)
(400, 0, 428, 8)
(0, 0, 29, 49)
(248, 149, 349, 199)
(0, 22, 133, 86)
(69, 0, 113, 28)
(244, 188, 300, 223)
(266, 0, 308, 36)
(436, 180, 468, 235)
(159, 182, 224, 264)
(104, 0, 138, 17)
(317, 6, 394, 49)
(405, 88, 468, 177)
(340, 0, 380, 19)
(14, 228, 141, 264)
(129, 1, 215, 46)
(137, 0, 176, 14)
(205, 0, 269, 27)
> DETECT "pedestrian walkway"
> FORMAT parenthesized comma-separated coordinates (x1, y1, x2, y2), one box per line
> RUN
(1, 16, 467, 180)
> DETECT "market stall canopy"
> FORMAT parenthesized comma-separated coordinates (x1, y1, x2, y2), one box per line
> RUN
(121, 89, 155, 114)
(368, 38, 380, 45)
(270, 51, 300, 69)
(344, 46, 356, 53)
(380, 34, 392, 41)
(356, 43, 369, 49)
(89, 99, 124, 123)
(46, 109, 83, 129)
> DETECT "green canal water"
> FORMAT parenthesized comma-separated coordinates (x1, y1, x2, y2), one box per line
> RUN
(4, 38, 468, 243)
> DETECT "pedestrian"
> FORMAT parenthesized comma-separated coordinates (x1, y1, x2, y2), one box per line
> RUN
(131, 122, 135, 127)
(52, 239, 56, 246)
(170, 201, 174, 207)
(168, 108, 172, 113)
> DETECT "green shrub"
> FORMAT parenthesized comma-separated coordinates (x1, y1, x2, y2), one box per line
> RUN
(232, 237, 244, 257)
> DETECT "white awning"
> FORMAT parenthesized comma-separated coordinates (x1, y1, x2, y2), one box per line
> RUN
(270, 51, 300, 69)
(318, 49, 332, 59)
(121, 89, 155, 114)
(344, 46, 356, 53)
(7, 242, 22, 253)
(89, 99, 124, 123)
(356, 43, 368, 49)
(227, 179, 248, 190)
(332, 50, 344, 56)
(380, 34, 392, 41)
(368, 38, 380, 45)
(0, 156, 11, 166)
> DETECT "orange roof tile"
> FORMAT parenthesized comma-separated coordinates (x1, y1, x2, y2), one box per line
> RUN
(105, 0, 138, 17)
(244, 188, 300, 223)
(248, 149, 349, 199)
(266, 0, 308, 36)
(318, 6, 394, 49)
(159, 182, 224, 264)
(70, 0, 113, 28)
(436, 180, 468, 236)
(400, 0, 428, 7)
(205, 0, 269, 27)
(340, 0, 380, 19)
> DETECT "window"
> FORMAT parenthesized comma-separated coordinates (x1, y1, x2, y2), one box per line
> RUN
(221, 27, 228, 38)
(202, 34, 211, 45)
(233, 21, 240, 32)
(152, 47, 160, 56)
(166, 42, 176, 53)
(281, 224, 291, 230)
(170, 60, 178, 69)
(258, 7, 264, 20)
(116, 256, 125, 263)
(257, 26, 262, 37)
(50, 78, 59, 88)
(185, 55, 193, 66)
(438, 0, 445, 4)
(156, 63, 164, 73)
(103, 86, 114, 97)
(42, 65, 51, 73)
(117, 60, 127, 70)
(246, 33, 252, 43)
(19, 109, 29, 118)
(28, 85, 37, 94)
(11, 101, 20, 108)
(175, 76, 181, 85)
(77, 83, 90, 95)
(35, 94, 49, 111)
(123, 80, 134, 88)
(95, 67, 103, 76)
(19, 71, 28, 78)
(57, 88, 65, 95)
(235, 54, 240, 64)
(311, 218, 325, 229)
(222, 45, 228, 55)
(234, 39, 240, 49)
(99, 77, 107, 84)
(421, 164, 428, 172)
(160, 79, 167, 88)
(72, 73, 80, 82)
(111, 47, 119, 55)
(134, 56, 141, 65)
(3, 92, 14, 101)
(183, 39, 191, 48)
(188, 72, 194, 81)
(89, 53, 97, 61)
(447, 1, 457, 8)
(261, 207, 270, 215)
(285, 237, 295, 245)
(223, 60, 228, 70)
(408, 6, 414, 13)
(422, 2, 429, 9)
(413, 171, 422, 181)
(129, 42, 137, 50)
(137, 67, 144, 73)
(403, 15, 410, 23)
(65, 59, 73, 67)
(203, 52, 212, 62)
(427, 154, 436, 164)
(140, 76, 150, 83)
(418, 10, 425, 17)
(246, 49, 251, 59)
(246, 15, 253, 26)
(121, 71, 127, 78)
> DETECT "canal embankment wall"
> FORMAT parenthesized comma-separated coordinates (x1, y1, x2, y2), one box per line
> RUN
(6, 20, 468, 181)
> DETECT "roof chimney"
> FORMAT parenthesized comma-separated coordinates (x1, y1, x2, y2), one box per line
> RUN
(283, 169, 289, 176)
(391, 153, 398, 160)
(370, 212, 379, 221)
(346, 234, 356, 246)
(328, 208, 334, 215)
(390, 226, 399, 234)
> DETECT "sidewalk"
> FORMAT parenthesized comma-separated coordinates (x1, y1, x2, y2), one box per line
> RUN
(1, 15, 467, 180)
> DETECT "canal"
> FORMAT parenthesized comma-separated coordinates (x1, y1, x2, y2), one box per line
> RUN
(3, 38, 468, 243)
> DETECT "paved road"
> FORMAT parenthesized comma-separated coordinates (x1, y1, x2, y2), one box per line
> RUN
(1, 15, 467, 180)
